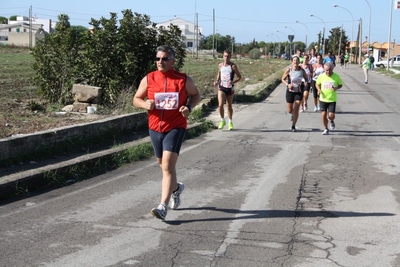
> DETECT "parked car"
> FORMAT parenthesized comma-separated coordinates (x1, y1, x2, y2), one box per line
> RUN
(375, 55, 400, 68)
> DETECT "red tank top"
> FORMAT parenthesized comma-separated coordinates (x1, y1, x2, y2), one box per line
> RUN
(147, 69, 188, 133)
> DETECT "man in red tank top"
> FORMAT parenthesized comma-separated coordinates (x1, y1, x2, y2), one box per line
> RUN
(133, 46, 200, 220)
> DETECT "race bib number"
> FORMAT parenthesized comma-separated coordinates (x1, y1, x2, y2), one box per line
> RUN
(154, 92, 179, 110)
(323, 81, 335, 90)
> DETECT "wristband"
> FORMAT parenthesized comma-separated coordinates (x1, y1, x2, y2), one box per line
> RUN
(186, 105, 193, 113)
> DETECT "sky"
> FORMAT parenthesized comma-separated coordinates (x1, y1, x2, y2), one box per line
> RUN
(1, 0, 399, 46)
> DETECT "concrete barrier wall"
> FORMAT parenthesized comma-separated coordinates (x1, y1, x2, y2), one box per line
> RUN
(0, 112, 148, 163)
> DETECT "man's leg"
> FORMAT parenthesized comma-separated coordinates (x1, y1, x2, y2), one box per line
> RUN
(159, 151, 179, 205)
(292, 100, 301, 126)
(321, 111, 328, 129)
(226, 93, 234, 120)
(218, 90, 226, 118)
(363, 68, 368, 83)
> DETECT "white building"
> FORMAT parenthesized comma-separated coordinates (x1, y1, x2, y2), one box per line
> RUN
(0, 16, 51, 47)
(156, 17, 204, 51)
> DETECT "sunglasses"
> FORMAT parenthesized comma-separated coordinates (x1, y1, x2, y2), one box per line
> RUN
(155, 57, 171, 62)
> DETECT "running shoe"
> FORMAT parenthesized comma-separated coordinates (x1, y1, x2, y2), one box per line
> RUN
(218, 120, 226, 129)
(151, 203, 167, 220)
(322, 129, 329, 135)
(329, 121, 335, 130)
(169, 182, 184, 210)
(291, 125, 297, 132)
(228, 122, 234, 130)
(304, 103, 308, 110)
(314, 106, 318, 112)
(300, 107, 304, 113)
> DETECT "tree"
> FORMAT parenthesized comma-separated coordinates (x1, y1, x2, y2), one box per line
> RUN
(31, 10, 185, 106)
(238, 39, 259, 55)
(55, 14, 71, 31)
(0, 16, 7, 24)
(326, 27, 348, 55)
(156, 24, 186, 71)
(32, 14, 82, 105)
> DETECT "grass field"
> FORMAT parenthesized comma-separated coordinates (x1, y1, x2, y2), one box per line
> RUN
(0, 46, 291, 139)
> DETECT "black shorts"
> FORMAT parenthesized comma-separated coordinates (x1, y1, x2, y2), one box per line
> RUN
(311, 80, 319, 99)
(219, 86, 234, 96)
(286, 90, 303, 103)
(149, 128, 186, 158)
(303, 82, 311, 92)
(319, 101, 336, 113)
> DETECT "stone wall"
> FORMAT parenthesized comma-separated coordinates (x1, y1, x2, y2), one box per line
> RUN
(0, 112, 148, 163)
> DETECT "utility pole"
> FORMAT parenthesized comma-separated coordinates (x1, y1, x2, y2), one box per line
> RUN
(192, 0, 196, 58)
(338, 24, 343, 56)
(196, 12, 198, 58)
(212, 9, 215, 58)
(358, 18, 363, 65)
(29, 6, 32, 49)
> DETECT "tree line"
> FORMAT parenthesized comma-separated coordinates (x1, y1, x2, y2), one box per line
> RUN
(200, 27, 350, 58)
(14, 9, 349, 106)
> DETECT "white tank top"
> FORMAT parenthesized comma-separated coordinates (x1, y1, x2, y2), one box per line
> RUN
(313, 64, 324, 81)
(219, 64, 234, 88)
(288, 67, 303, 93)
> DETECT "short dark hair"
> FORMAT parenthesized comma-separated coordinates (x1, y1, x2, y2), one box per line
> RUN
(156, 45, 175, 59)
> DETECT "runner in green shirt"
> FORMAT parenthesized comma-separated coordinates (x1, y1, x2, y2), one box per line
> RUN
(316, 62, 343, 135)
(344, 53, 350, 69)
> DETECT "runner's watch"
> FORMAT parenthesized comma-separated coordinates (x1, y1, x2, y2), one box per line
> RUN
(186, 105, 193, 113)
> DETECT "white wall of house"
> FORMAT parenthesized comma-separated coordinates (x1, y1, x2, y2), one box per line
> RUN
(0, 23, 45, 47)
(0, 15, 50, 46)
(156, 18, 204, 50)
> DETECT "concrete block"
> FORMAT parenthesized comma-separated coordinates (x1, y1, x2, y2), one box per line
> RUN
(72, 102, 90, 112)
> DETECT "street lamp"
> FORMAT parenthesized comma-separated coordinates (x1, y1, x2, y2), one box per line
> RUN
(284, 26, 296, 35)
(276, 30, 286, 39)
(271, 33, 281, 56)
(365, 0, 371, 51)
(296, 20, 309, 49)
(267, 34, 276, 56)
(285, 26, 296, 55)
(310, 14, 326, 56)
(333, 4, 354, 50)
(276, 31, 287, 55)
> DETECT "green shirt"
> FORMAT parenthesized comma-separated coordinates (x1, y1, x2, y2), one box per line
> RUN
(316, 72, 343, 103)
(362, 58, 371, 69)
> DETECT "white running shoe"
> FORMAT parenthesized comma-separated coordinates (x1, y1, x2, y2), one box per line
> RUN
(151, 203, 167, 220)
(169, 183, 184, 210)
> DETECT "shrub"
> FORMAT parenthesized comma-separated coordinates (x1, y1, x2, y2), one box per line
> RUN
(249, 48, 261, 60)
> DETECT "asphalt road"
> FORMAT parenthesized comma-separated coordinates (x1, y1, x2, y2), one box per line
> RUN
(1, 65, 400, 267)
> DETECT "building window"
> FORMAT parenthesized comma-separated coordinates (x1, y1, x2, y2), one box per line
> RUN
(187, 42, 193, 48)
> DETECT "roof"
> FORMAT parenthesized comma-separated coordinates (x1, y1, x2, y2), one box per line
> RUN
(0, 22, 43, 31)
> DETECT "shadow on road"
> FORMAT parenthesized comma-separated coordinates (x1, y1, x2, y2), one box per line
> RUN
(231, 128, 400, 137)
(166, 207, 395, 225)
